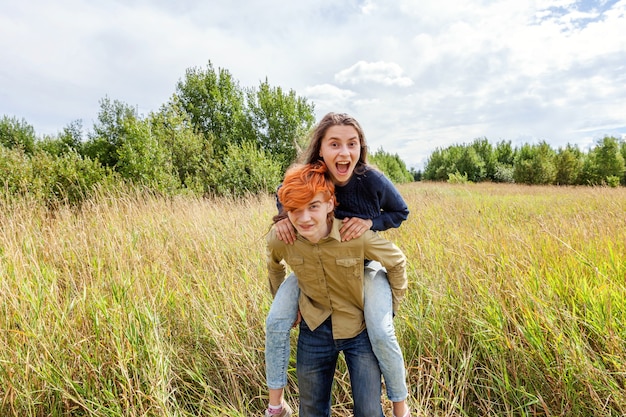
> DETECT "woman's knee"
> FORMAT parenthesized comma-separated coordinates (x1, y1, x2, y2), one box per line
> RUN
(266, 309, 295, 332)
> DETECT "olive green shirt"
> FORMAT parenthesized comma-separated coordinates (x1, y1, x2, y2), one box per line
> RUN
(266, 218, 407, 339)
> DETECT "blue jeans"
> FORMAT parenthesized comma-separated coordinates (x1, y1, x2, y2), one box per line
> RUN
(265, 274, 300, 389)
(297, 318, 384, 417)
(363, 261, 408, 402)
(265, 266, 408, 401)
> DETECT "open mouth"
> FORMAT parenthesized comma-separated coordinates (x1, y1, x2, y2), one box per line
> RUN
(336, 161, 351, 175)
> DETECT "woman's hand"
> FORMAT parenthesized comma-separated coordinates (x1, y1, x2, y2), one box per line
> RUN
(339, 217, 373, 241)
(275, 217, 297, 244)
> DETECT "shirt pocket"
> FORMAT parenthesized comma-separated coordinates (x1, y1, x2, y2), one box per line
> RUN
(287, 256, 316, 284)
(336, 257, 362, 279)
(288, 256, 304, 267)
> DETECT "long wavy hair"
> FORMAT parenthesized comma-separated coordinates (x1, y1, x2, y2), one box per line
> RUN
(299, 112, 369, 175)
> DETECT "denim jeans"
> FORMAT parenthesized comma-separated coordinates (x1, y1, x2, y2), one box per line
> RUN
(297, 318, 384, 417)
(265, 273, 300, 389)
(265, 268, 408, 400)
(363, 261, 408, 402)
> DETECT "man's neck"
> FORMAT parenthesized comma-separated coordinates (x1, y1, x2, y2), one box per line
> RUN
(305, 219, 333, 244)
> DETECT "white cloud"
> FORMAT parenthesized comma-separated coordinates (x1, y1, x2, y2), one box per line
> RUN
(1, 0, 625, 169)
(334, 61, 414, 87)
(302, 84, 357, 114)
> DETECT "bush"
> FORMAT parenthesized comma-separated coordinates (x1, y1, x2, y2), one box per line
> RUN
(606, 175, 621, 188)
(207, 141, 282, 197)
(116, 119, 181, 194)
(0, 147, 115, 206)
(493, 163, 514, 183)
(370, 148, 414, 183)
(447, 171, 470, 184)
(51, 152, 117, 205)
(0, 116, 36, 154)
(0, 146, 32, 197)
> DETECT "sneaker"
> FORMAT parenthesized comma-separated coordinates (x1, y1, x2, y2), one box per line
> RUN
(264, 402, 293, 417)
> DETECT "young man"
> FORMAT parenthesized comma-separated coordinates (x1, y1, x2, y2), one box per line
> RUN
(265, 161, 409, 417)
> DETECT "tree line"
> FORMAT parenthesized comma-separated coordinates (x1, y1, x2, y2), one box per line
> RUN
(0, 61, 413, 207)
(2, 59, 624, 208)
(422, 137, 626, 186)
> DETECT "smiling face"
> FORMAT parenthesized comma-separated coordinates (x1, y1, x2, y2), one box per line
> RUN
(287, 192, 334, 243)
(319, 125, 361, 186)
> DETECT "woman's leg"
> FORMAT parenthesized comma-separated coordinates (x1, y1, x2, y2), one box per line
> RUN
(363, 261, 409, 405)
(265, 273, 300, 391)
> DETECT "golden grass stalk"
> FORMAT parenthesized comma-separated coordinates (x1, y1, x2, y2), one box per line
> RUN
(1, 183, 625, 416)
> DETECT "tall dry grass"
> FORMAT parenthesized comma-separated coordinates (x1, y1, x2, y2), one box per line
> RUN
(0, 183, 624, 416)
(393, 183, 626, 416)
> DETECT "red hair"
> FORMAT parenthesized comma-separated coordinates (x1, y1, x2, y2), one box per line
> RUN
(278, 162, 336, 212)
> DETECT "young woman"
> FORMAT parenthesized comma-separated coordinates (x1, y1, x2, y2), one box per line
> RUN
(265, 113, 411, 417)
(266, 161, 408, 417)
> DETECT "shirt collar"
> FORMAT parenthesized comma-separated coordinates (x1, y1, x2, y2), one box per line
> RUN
(327, 218, 342, 242)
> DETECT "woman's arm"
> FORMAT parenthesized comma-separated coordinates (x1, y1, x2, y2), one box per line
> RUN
(370, 172, 409, 231)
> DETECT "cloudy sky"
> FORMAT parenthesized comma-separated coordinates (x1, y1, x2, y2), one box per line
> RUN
(1, 0, 625, 169)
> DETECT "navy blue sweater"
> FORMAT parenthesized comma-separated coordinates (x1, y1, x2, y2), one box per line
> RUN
(277, 166, 409, 231)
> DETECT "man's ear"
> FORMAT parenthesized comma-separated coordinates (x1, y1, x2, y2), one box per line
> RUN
(326, 197, 335, 213)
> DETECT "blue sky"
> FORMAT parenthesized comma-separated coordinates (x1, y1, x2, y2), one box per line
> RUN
(1, 0, 625, 169)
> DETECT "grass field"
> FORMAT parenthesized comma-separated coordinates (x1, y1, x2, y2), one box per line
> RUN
(1, 182, 625, 416)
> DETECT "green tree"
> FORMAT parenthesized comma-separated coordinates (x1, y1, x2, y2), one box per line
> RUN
(369, 148, 413, 183)
(83, 97, 138, 168)
(0, 115, 36, 154)
(409, 167, 422, 181)
(245, 79, 316, 169)
(423, 143, 488, 182)
(580, 136, 625, 186)
(620, 139, 626, 185)
(116, 118, 180, 193)
(36, 120, 84, 157)
(423, 145, 465, 181)
(554, 144, 583, 185)
(422, 148, 445, 181)
(492, 140, 515, 183)
(456, 146, 486, 182)
(148, 99, 212, 194)
(595, 136, 624, 181)
(470, 138, 495, 180)
(494, 140, 515, 166)
(175, 61, 247, 154)
(513, 141, 556, 185)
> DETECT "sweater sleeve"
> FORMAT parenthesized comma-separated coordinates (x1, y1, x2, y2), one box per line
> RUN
(275, 183, 284, 214)
(369, 171, 410, 231)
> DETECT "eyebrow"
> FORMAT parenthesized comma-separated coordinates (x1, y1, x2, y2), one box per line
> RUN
(327, 136, 359, 141)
